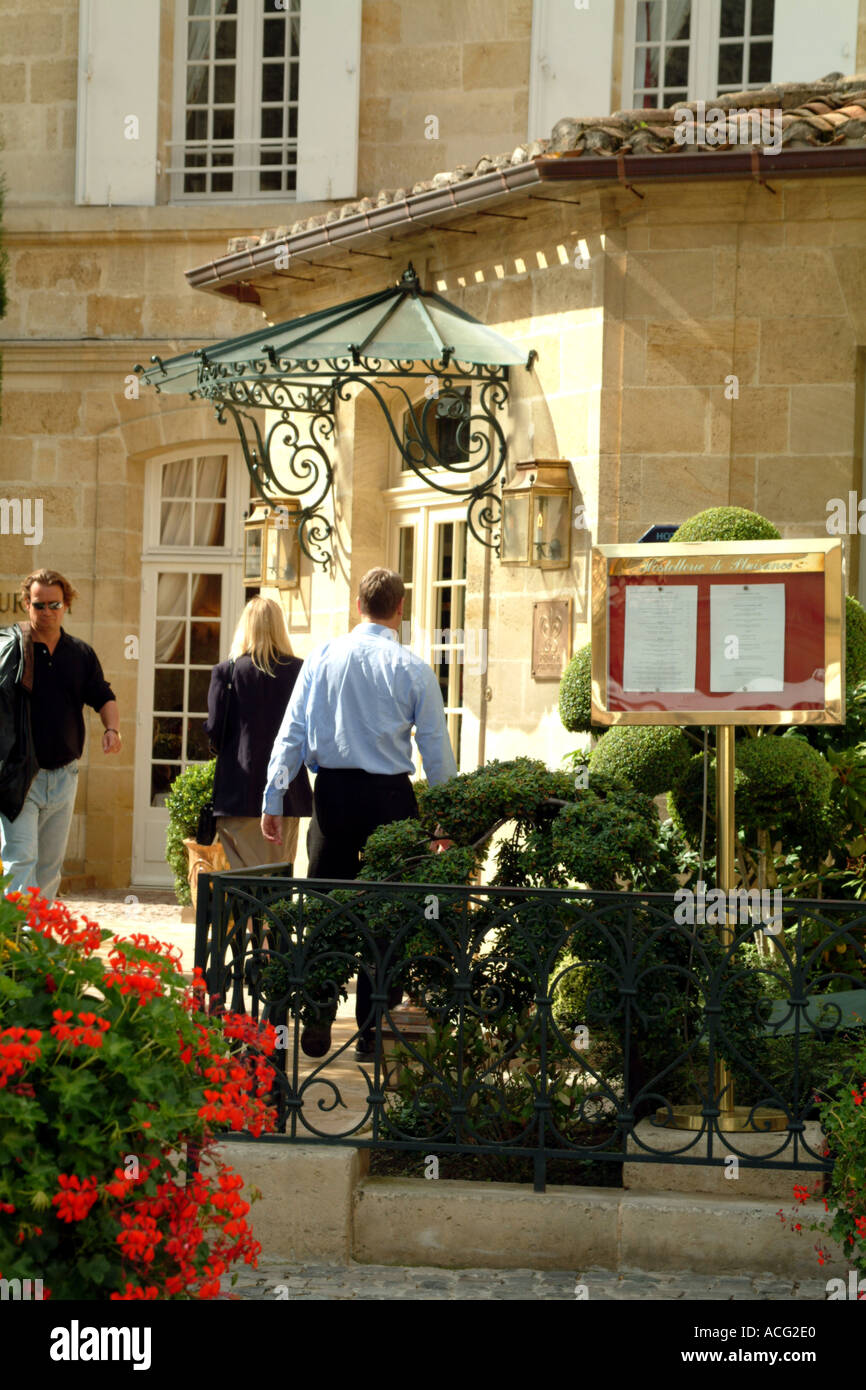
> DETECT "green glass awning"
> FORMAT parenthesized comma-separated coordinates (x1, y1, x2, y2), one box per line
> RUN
(135, 266, 535, 568)
(137, 263, 531, 395)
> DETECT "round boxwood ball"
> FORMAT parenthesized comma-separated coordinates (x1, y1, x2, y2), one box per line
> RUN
(668, 737, 831, 849)
(588, 724, 693, 797)
(736, 735, 831, 838)
(671, 507, 781, 543)
(559, 641, 592, 732)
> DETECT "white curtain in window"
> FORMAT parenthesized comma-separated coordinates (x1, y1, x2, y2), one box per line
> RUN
(185, 2, 236, 103)
(155, 573, 188, 665)
(193, 456, 227, 546)
(154, 456, 227, 662)
(667, 0, 691, 45)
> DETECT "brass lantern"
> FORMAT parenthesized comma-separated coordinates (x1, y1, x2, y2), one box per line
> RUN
(500, 460, 572, 569)
(243, 499, 301, 589)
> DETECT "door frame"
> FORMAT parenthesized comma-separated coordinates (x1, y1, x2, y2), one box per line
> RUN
(131, 449, 247, 887)
(385, 484, 471, 770)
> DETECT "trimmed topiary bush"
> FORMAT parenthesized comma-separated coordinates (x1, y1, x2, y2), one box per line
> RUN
(736, 735, 833, 855)
(558, 642, 593, 733)
(668, 737, 833, 859)
(589, 724, 693, 798)
(670, 506, 781, 543)
(417, 757, 575, 849)
(551, 782, 665, 889)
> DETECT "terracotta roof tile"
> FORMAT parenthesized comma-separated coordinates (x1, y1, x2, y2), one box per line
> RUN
(225, 74, 866, 255)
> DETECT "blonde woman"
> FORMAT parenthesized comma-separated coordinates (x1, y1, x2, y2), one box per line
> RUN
(204, 597, 311, 869)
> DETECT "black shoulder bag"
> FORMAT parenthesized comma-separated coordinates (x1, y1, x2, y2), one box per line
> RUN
(196, 658, 235, 846)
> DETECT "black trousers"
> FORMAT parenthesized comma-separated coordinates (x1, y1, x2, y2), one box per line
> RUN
(306, 767, 418, 1042)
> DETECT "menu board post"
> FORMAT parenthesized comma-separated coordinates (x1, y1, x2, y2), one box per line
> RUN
(591, 539, 844, 1132)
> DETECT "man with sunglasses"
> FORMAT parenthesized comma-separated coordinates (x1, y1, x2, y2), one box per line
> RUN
(0, 569, 120, 900)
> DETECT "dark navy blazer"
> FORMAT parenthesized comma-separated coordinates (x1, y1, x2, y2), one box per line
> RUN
(205, 653, 313, 819)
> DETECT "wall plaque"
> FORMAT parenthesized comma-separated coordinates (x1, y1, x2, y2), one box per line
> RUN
(532, 598, 572, 680)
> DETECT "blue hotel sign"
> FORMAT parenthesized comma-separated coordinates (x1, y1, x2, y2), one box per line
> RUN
(638, 524, 678, 544)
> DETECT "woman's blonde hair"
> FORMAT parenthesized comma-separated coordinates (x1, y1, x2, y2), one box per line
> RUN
(228, 596, 293, 674)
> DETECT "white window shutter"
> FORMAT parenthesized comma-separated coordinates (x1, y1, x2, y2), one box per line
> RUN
(771, 0, 859, 83)
(528, 0, 616, 139)
(75, 0, 160, 206)
(296, 0, 362, 203)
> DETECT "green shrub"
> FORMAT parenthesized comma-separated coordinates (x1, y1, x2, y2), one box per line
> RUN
(417, 758, 575, 848)
(589, 724, 693, 798)
(668, 752, 737, 846)
(551, 783, 665, 890)
(670, 507, 780, 542)
(669, 738, 832, 856)
(736, 735, 832, 834)
(558, 642, 593, 733)
(846, 594, 866, 690)
(165, 761, 215, 906)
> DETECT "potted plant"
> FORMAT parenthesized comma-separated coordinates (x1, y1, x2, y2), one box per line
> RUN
(165, 760, 229, 907)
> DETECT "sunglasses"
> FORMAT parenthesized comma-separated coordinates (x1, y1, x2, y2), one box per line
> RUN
(29, 601, 64, 610)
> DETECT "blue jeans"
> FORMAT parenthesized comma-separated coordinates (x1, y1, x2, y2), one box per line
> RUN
(0, 764, 79, 901)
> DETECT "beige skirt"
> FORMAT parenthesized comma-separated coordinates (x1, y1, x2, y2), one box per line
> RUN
(215, 815, 299, 872)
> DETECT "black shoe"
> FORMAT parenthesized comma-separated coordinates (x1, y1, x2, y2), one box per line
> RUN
(300, 1022, 333, 1057)
(354, 1039, 376, 1063)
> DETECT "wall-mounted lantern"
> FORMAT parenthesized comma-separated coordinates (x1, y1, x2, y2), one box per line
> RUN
(243, 499, 301, 589)
(500, 460, 573, 569)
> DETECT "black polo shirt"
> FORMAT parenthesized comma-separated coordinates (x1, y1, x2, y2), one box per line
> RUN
(30, 629, 116, 770)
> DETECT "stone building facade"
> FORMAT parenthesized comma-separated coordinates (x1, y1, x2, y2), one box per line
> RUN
(2, 0, 866, 888)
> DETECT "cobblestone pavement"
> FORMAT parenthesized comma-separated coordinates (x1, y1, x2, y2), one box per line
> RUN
(221, 1259, 829, 1300)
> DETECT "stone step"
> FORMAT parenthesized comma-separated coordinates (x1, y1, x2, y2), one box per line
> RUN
(213, 1142, 843, 1278)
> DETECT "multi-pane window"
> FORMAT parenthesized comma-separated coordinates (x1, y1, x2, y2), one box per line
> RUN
(717, 0, 774, 93)
(396, 518, 467, 766)
(430, 521, 467, 765)
(151, 572, 223, 805)
(260, 2, 301, 192)
(397, 526, 415, 636)
(158, 456, 227, 547)
(632, 0, 691, 108)
(626, 0, 775, 108)
(172, 0, 301, 200)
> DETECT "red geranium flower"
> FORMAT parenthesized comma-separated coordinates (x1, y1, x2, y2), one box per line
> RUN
(52, 1174, 99, 1223)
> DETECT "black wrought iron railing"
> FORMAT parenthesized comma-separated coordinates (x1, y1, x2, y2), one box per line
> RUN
(194, 869, 866, 1191)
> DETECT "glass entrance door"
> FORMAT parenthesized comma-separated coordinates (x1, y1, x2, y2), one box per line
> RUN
(132, 565, 231, 885)
(132, 449, 246, 887)
(394, 510, 467, 769)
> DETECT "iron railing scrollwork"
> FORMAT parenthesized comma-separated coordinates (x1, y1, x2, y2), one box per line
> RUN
(193, 874, 866, 1190)
(139, 350, 512, 566)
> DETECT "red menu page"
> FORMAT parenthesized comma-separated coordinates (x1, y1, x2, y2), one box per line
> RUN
(607, 570, 826, 714)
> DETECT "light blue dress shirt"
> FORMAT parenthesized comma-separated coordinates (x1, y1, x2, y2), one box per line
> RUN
(262, 622, 458, 814)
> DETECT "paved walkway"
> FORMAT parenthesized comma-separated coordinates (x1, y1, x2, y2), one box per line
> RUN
(60, 889, 197, 969)
(221, 1259, 829, 1300)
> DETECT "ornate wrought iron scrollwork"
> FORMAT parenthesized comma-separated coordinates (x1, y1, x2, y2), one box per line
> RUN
(146, 344, 512, 565)
(195, 872, 862, 1184)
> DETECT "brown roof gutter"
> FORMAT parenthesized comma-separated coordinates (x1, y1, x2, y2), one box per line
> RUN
(186, 146, 866, 303)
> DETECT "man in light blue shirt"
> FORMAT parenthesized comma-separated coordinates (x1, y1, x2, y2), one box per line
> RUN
(261, 567, 457, 1059)
(261, 586, 457, 817)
